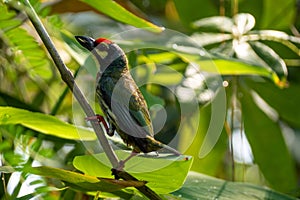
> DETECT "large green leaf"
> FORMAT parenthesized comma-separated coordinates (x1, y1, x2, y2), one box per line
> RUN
(177, 52, 279, 83)
(239, 85, 297, 193)
(80, 0, 163, 33)
(73, 150, 192, 194)
(181, 103, 227, 176)
(247, 79, 300, 129)
(0, 106, 95, 140)
(245, 30, 300, 61)
(172, 172, 297, 200)
(249, 41, 287, 81)
(259, 0, 295, 29)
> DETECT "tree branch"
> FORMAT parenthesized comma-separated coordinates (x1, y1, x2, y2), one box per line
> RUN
(14, 0, 162, 199)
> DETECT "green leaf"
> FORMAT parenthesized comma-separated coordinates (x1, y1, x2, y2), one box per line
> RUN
(259, 0, 295, 29)
(228, 40, 285, 85)
(239, 86, 297, 193)
(146, 52, 178, 64)
(181, 104, 227, 176)
(248, 30, 300, 44)
(172, 172, 297, 200)
(245, 30, 300, 56)
(247, 79, 300, 129)
(115, 30, 281, 85)
(73, 150, 193, 194)
(80, 0, 163, 33)
(5, 28, 51, 79)
(204, 59, 275, 77)
(24, 166, 143, 192)
(249, 41, 287, 82)
(0, 106, 95, 141)
(177, 53, 279, 82)
(0, 4, 22, 30)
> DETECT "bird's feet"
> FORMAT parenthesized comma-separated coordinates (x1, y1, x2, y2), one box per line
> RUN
(85, 114, 114, 136)
(115, 152, 139, 171)
(116, 160, 126, 171)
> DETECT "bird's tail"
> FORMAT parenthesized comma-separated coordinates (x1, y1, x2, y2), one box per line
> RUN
(143, 136, 181, 155)
(160, 143, 181, 156)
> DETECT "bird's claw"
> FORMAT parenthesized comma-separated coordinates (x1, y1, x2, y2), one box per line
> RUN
(85, 114, 111, 135)
(85, 114, 103, 123)
(116, 160, 125, 171)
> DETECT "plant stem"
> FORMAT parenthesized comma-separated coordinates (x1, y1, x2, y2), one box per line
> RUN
(16, 0, 162, 199)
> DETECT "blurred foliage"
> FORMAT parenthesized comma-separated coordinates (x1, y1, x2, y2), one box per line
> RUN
(1, 0, 300, 199)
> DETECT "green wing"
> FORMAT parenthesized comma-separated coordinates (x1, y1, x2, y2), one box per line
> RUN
(109, 74, 154, 138)
(128, 89, 154, 136)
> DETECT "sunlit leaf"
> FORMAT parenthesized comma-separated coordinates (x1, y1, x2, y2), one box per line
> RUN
(0, 106, 96, 140)
(80, 0, 163, 33)
(73, 150, 192, 194)
(146, 52, 178, 64)
(177, 53, 278, 82)
(25, 166, 143, 192)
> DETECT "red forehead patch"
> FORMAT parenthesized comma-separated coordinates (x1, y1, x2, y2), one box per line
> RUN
(95, 38, 112, 44)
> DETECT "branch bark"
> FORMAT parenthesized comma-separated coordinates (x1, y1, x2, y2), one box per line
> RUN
(11, 0, 163, 199)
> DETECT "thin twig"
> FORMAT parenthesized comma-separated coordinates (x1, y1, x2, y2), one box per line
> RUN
(13, 0, 162, 199)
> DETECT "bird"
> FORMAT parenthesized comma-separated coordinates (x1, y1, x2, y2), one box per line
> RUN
(75, 36, 180, 167)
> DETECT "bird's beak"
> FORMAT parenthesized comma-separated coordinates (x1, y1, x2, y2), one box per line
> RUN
(75, 36, 95, 51)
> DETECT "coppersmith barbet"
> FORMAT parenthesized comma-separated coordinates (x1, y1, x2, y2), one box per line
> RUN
(75, 36, 180, 162)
